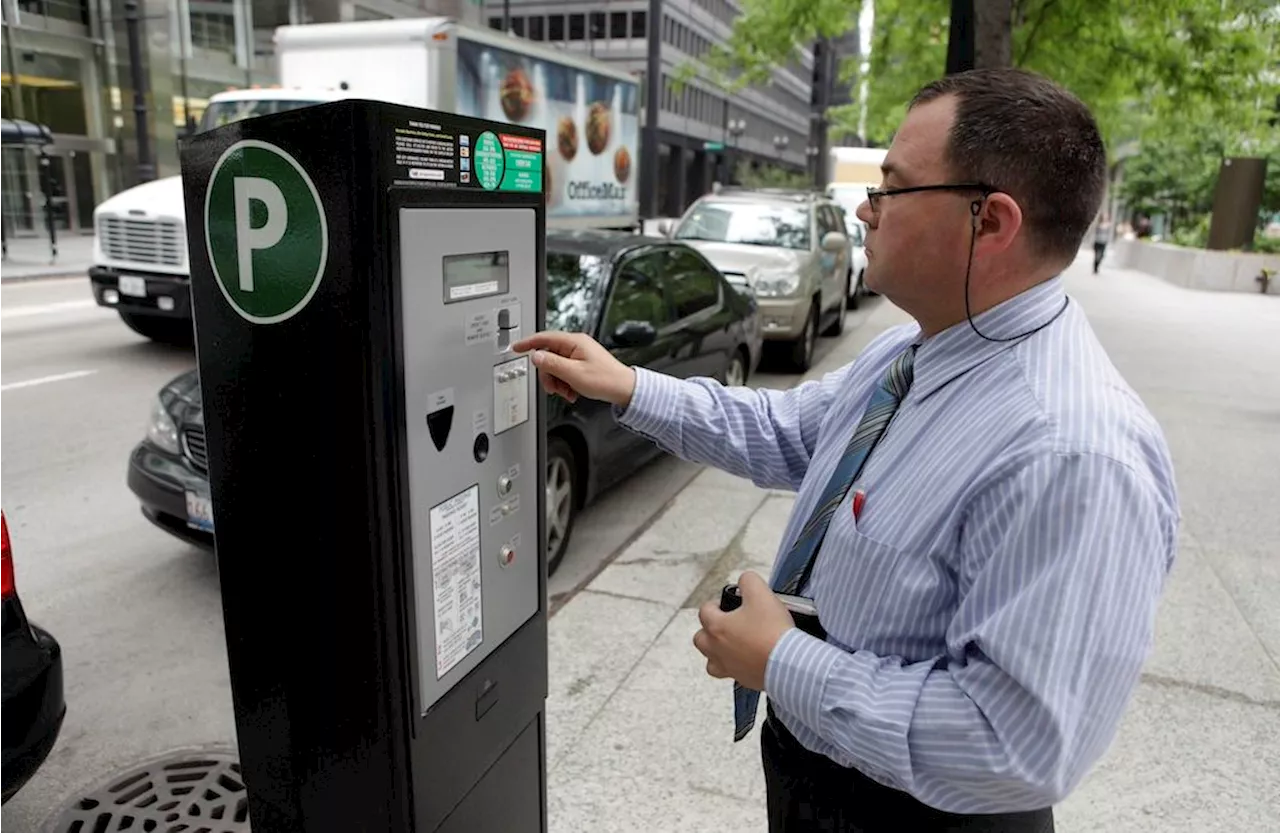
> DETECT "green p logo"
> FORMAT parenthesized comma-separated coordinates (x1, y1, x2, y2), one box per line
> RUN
(204, 140, 328, 324)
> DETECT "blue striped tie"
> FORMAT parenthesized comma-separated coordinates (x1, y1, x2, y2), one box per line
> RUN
(732, 345, 917, 741)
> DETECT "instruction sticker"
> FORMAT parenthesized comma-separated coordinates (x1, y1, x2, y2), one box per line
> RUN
(465, 310, 497, 347)
(429, 485, 484, 679)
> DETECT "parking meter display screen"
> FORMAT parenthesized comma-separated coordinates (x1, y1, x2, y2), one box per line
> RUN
(443, 251, 510, 304)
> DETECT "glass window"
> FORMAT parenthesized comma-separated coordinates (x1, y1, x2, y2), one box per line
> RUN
(590, 12, 606, 40)
(488, 17, 502, 30)
(527, 16, 544, 40)
(569, 13, 585, 40)
(546, 252, 609, 332)
(603, 253, 670, 337)
(549, 14, 565, 41)
(675, 201, 811, 251)
(632, 11, 647, 38)
(816, 205, 838, 239)
(665, 250, 721, 320)
(611, 12, 628, 38)
(511, 16, 525, 36)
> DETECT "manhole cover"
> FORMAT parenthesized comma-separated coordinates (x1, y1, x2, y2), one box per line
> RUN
(47, 747, 250, 833)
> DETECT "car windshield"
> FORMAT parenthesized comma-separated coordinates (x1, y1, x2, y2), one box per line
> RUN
(675, 201, 810, 251)
(546, 252, 610, 332)
(198, 99, 327, 133)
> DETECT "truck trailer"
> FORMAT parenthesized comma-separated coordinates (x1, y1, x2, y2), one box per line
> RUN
(89, 18, 639, 343)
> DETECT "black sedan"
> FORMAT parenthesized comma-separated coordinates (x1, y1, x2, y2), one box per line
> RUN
(126, 231, 762, 574)
(2, 512, 66, 803)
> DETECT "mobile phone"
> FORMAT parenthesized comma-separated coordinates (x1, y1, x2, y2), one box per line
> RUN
(719, 584, 826, 640)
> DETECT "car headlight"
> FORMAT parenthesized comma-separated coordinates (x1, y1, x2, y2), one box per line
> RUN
(752, 269, 802, 298)
(147, 397, 181, 454)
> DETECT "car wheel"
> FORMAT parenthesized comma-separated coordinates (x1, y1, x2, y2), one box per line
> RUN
(847, 270, 860, 310)
(724, 350, 748, 387)
(546, 436, 577, 577)
(790, 302, 818, 372)
(823, 287, 846, 337)
(118, 312, 193, 346)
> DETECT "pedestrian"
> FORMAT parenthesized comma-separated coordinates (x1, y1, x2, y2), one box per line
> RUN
(1093, 213, 1112, 273)
(515, 67, 1178, 832)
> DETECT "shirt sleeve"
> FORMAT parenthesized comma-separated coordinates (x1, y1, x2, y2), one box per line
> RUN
(764, 451, 1176, 811)
(613, 365, 855, 492)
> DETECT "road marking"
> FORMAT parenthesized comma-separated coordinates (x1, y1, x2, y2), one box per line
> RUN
(1, 369, 98, 391)
(1, 299, 97, 319)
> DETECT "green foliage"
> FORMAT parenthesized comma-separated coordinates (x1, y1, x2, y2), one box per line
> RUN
(734, 160, 812, 189)
(700, 0, 1278, 250)
(702, 0, 1277, 150)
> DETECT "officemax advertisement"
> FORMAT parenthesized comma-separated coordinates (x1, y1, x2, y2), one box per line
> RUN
(456, 37, 640, 223)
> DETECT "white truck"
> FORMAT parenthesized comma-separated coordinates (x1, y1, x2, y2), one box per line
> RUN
(89, 18, 641, 343)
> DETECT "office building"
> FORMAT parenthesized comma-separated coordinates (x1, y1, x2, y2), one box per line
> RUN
(0, 0, 478, 239)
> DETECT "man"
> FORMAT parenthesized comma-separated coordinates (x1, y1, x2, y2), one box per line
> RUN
(1093, 213, 1112, 273)
(515, 68, 1178, 831)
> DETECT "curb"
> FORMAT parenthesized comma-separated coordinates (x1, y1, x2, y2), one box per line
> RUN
(1, 270, 88, 285)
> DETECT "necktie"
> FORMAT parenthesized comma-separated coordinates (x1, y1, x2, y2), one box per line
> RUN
(732, 345, 917, 741)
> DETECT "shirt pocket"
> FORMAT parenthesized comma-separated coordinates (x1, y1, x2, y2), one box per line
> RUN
(810, 523, 912, 650)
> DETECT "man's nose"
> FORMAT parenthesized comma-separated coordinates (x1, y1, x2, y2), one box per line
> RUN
(856, 199, 875, 227)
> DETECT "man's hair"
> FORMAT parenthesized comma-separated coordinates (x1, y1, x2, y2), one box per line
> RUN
(910, 68, 1107, 264)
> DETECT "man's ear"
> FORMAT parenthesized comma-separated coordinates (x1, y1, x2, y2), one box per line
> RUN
(973, 192, 1022, 257)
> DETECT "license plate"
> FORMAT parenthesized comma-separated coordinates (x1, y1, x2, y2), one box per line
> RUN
(118, 275, 147, 297)
(185, 490, 215, 532)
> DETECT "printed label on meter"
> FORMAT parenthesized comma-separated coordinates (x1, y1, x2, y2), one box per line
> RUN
(492, 356, 530, 434)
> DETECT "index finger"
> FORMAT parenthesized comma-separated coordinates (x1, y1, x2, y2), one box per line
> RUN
(512, 330, 581, 356)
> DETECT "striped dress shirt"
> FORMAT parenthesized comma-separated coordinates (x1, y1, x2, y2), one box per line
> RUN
(617, 276, 1179, 813)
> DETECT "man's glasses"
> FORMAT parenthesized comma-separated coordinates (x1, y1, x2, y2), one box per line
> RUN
(864, 182, 997, 217)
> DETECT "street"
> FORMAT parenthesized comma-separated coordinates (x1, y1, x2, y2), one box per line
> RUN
(5, 257, 1279, 830)
(0, 274, 878, 828)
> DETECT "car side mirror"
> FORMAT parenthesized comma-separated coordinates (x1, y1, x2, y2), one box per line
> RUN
(821, 231, 848, 252)
(612, 320, 658, 348)
(657, 219, 675, 237)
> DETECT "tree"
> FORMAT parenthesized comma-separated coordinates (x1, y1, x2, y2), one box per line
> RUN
(704, 0, 1278, 151)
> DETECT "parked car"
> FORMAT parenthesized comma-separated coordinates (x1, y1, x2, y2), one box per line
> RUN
(2, 512, 65, 803)
(126, 231, 762, 575)
(669, 188, 852, 371)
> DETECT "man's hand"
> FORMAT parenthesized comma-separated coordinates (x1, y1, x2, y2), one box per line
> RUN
(693, 572, 795, 692)
(512, 331, 638, 408)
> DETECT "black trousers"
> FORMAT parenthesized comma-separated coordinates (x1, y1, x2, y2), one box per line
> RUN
(761, 708, 1055, 833)
(1093, 242, 1107, 273)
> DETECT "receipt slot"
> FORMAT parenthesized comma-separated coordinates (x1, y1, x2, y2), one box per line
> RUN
(179, 100, 547, 832)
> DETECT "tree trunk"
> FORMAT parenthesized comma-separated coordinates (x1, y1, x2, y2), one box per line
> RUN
(974, 0, 1013, 68)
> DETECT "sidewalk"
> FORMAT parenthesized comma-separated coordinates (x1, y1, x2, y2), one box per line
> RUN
(544, 265, 1280, 832)
(1, 233, 94, 281)
(543, 299, 910, 831)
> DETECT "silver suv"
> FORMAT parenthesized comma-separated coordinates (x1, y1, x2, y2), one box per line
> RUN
(667, 188, 852, 371)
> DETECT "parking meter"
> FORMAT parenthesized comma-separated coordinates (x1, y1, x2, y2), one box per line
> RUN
(179, 100, 547, 832)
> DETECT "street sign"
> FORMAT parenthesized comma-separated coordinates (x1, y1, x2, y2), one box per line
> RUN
(703, 141, 724, 151)
(205, 139, 329, 325)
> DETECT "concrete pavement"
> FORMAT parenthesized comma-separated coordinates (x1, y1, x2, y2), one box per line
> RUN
(543, 254, 1280, 832)
(1, 233, 94, 281)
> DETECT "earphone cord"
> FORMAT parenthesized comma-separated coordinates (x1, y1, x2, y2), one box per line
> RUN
(963, 199, 1070, 344)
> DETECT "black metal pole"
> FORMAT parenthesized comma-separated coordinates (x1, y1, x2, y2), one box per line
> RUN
(946, 0, 975, 74)
(0, 122, 7, 258)
(639, 0, 662, 218)
(124, 0, 155, 183)
(38, 150, 58, 261)
(503, 0, 511, 32)
(178, 2, 193, 133)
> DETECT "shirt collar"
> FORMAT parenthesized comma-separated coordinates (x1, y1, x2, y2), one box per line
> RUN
(909, 276, 1068, 402)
